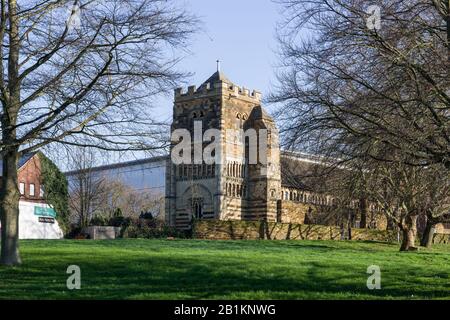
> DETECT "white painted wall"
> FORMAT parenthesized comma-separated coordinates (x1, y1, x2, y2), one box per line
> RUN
(17, 201, 64, 239)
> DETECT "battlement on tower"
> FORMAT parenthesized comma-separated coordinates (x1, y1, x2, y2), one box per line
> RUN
(174, 72, 262, 101)
(227, 84, 262, 100)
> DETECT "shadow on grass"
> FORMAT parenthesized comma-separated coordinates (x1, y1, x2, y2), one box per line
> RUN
(1, 246, 449, 300)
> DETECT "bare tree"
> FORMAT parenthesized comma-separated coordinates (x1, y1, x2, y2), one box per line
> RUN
(67, 147, 106, 227)
(271, 0, 450, 250)
(95, 178, 164, 219)
(0, 0, 197, 265)
(364, 158, 449, 250)
(66, 145, 165, 229)
(417, 167, 450, 247)
(281, 155, 375, 230)
(271, 0, 450, 168)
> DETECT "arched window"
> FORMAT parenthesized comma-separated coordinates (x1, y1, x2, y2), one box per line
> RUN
(192, 200, 202, 219)
(200, 111, 205, 117)
(193, 112, 197, 118)
(236, 113, 241, 119)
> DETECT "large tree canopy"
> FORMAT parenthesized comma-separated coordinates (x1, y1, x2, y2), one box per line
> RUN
(2, 0, 196, 153)
(271, 0, 450, 168)
(272, 0, 450, 251)
(0, 0, 198, 265)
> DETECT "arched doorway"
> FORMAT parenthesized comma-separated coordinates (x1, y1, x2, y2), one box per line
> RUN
(180, 184, 214, 228)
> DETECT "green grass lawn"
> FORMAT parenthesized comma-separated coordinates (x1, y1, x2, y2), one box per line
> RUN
(0, 239, 449, 299)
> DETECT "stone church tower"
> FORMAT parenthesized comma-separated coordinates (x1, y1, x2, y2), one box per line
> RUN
(165, 70, 281, 229)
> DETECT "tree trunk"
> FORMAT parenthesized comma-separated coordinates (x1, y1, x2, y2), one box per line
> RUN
(0, 149, 21, 266)
(446, 0, 450, 63)
(0, 0, 21, 266)
(420, 220, 435, 248)
(386, 217, 396, 230)
(400, 228, 416, 251)
(359, 198, 368, 228)
(399, 215, 418, 251)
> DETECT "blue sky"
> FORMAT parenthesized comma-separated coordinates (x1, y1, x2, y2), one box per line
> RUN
(155, 0, 282, 120)
(53, 0, 285, 168)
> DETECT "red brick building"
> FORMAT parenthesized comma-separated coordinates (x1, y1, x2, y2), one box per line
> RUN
(16, 152, 45, 203)
(0, 152, 63, 239)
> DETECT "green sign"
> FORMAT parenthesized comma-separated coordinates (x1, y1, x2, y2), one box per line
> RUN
(34, 206, 56, 218)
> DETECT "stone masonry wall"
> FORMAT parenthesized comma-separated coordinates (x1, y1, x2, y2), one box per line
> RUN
(194, 220, 399, 242)
(278, 200, 309, 224)
(194, 220, 449, 244)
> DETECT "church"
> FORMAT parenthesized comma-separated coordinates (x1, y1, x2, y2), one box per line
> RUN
(65, 69, 449, 236)
(164, 69, 373, 230)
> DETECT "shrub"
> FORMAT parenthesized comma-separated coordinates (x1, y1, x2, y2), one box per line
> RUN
(39, 153, 69, 233)
(121, 218, 190, 239)
(109, 216, 125, 227)
(139, 211, 154, 219)
(66, 226, 83, 239)
(89, 215, 109, 226)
